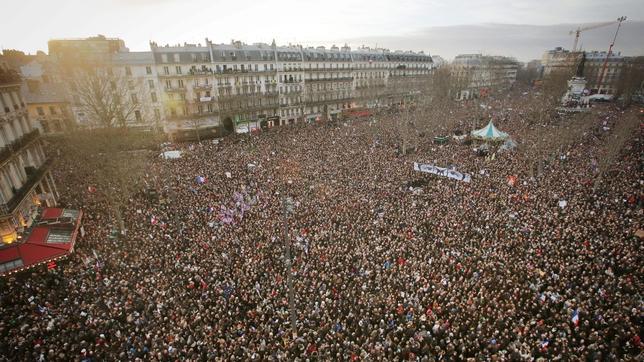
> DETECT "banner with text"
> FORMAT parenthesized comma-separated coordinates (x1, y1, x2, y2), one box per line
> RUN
(413, 162, 471, 183)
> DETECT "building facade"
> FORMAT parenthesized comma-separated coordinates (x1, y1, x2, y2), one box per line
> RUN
(37, 36, 434, 138)
(451, 54, 520, 99)
(148, 39, 433, 138)
(0, 58, 58, 244)
(20, 58, 75, 134)
(540, 47, 583, 78)
(583, 50, 624, 95)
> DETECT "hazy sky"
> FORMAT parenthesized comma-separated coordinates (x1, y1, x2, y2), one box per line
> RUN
(1, 0, 643, 61)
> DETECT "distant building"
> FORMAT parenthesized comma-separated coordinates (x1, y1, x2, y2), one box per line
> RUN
(146, 39, 433, 138)
(540, 47, 583, 78)
(430, 55, 447, 68)
(583, 50, 624, 95)
(37, 35, 435, 138)
(20, 58, 75, 134)
(451, 54, 520, 99)
(0, 57, 58, 244)
(48, 35, 127, 60)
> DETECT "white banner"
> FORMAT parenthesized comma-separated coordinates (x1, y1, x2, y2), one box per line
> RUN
(413, 162, 471, 183)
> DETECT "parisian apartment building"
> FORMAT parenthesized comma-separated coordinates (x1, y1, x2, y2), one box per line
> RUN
(13, 35, 527, 138)
(539, 47, 629, 95)
(451, 54, 520, 100)
(14, 36, 433, 138)
(0, 56, 58, 244)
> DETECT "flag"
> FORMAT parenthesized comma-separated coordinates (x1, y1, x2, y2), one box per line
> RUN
(540, 338, 550, 350)
(572, 309, 579, 326)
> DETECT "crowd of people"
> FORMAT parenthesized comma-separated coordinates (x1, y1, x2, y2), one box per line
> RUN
(0, 90, 642, 361)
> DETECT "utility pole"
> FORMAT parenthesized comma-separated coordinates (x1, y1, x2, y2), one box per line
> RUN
(282, 194, 297, 338)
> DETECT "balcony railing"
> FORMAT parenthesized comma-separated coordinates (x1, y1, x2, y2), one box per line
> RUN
(305, 68, 346, 72)
(0, 129, 40, 165)
(165, 87, 186, 92)
(0, 158, 52, 216)
(306, 77, 354, 83)
(305, 96, 353, 106)
(281, 79, 302, 84)
(214, 69, 277, 76)
(194, 84, 212, 91)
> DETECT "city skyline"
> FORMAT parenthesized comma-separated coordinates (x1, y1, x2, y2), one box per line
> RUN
(2, 0, 643, 61)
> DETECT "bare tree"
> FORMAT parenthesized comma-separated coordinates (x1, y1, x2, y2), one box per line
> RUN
(68, 65, 140, 128)
(614, 57, 644, 107)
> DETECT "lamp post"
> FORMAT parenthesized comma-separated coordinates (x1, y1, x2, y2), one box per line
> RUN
(282, 190, 297, 338)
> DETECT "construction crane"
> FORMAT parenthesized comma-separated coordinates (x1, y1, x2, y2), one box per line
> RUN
(569, 19, 622, 52)
(596, 16, 627, 94)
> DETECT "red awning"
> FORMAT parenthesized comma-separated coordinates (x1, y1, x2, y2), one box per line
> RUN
(0, 208, 83, 276)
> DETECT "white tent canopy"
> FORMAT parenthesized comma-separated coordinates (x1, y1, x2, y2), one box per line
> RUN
(471, 121, 509, 141)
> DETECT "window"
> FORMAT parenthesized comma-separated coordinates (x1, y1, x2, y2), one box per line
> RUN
(148, 79, 155, 89)
(151, 92, 157, 102)
(178, 79, 184, 88)
(0, 259, 23, 274)
(173, 54, 180, 62)
(49, 106, 57, 115)
(154, 108, 160, 119)
(176, 66, 182, 75)
(36, 107, 45, 116)
(125, 66, 132, 76)
(165, 80, 172, 89)
(131, 94, 138, 104)
(207, 104, 213, 112)
(161, 54, 168, 63)
(146, 66, 152, 75)
(163, 66, 170, 75)
(135, 110, 142, 121)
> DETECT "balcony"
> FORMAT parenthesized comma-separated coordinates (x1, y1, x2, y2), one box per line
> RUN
(306, 77, 354, 83)
(194, 84, 212, 91)
(281, 79, 302, 84)
(189, 69, 214, 76)
(305, 68, 341, 73)
(0, 158, 52, 216)
(214, 69, 277, 76)
(165, 87, 187, 93)
(0, 129, 40, 165)
(305, 96, 353, 106)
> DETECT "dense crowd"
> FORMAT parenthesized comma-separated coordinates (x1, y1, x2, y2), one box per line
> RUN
(0, 92, 642, 361)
